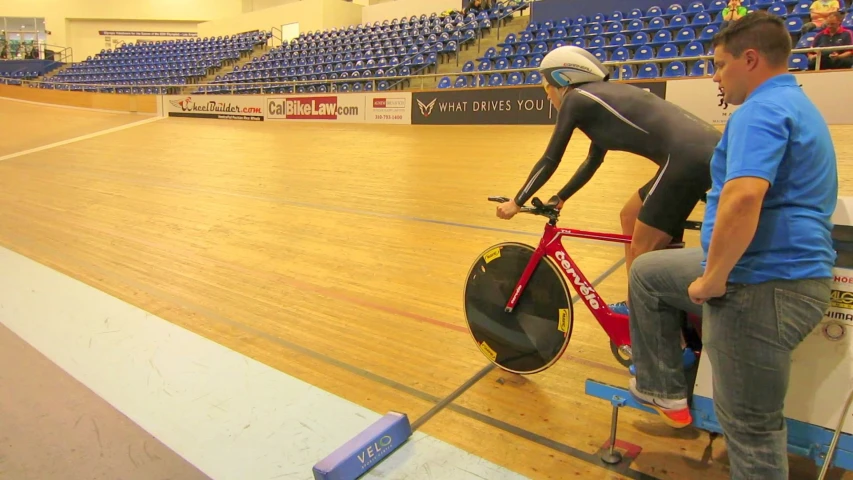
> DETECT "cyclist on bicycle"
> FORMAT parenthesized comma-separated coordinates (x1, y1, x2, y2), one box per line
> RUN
(495, 46, 721, 315)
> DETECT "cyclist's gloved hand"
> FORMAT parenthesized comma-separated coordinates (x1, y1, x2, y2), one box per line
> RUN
(546, 195, 564, 210)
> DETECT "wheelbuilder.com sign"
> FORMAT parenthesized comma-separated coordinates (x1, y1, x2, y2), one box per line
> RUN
(412, 87, 556, 125)
(164, 95, 265, 121)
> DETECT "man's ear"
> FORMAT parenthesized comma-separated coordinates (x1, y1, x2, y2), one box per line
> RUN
(744, 49, 760, 71)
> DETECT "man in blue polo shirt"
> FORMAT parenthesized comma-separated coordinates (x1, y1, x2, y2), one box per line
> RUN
(625, 11, 837, 479)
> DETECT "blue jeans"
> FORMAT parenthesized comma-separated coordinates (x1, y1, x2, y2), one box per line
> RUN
(628, 247, 832, 479)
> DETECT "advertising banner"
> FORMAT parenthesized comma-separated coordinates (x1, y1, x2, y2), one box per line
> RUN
(411, 82, 666, 125)
(266, 94, 366, 123)
(411, 87, 556, 125)
(663, 71, 853, 126)
(798, 71, 853, 125)
(663, 78, 736, 126)
(163, 95, 265, 121)
(365, 93, 412, 124)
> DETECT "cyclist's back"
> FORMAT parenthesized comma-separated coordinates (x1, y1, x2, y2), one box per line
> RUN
(559, 81, 721, 167)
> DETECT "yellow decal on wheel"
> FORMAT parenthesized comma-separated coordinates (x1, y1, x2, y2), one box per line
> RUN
(479, 341, 497, 361)
(483, 247, 501, 263)
(558, 308, 570, 333)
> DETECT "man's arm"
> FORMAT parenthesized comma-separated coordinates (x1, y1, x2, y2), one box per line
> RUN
(555, 143, 607, 201)
(512, 93, 581, 206)
(702, 102, 787, 287)
(836, 32, 853, 57)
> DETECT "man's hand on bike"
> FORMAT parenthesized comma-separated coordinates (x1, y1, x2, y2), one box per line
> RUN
(496, 200, 521, 219)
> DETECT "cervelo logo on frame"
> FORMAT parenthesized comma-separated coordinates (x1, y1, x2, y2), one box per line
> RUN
(267, 96, 360, 119)
(554, 250, 600, 309)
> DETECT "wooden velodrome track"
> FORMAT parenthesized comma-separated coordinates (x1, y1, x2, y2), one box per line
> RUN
(1, 86, 852, 480)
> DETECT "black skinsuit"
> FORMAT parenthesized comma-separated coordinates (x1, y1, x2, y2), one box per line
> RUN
(513, 80, 722, 238)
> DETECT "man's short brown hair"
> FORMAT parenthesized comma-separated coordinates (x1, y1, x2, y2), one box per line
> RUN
(712, 10, 792, 67)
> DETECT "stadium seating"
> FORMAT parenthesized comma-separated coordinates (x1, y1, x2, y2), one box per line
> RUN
(0, 59, 63, 85)
(438, 0, 853, 88)
(37, 30, 271, 94)
(193, 2, 527, 95)
(10, 0, 851, 93)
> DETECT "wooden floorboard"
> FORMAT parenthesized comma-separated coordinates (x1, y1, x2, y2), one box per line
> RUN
(1, 113, 852, 480)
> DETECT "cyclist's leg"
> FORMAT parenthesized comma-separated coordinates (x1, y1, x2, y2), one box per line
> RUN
(609, 171, 664, 315)
(611, 157, 708, 315)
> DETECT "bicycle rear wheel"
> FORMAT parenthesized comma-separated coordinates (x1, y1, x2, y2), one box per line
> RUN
(463, 242, 573, 375)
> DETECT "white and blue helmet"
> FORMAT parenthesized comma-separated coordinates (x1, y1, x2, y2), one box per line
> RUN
(539, 46, 610, 88)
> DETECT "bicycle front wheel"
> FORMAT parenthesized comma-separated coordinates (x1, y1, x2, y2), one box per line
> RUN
(463, 242, 573, 375)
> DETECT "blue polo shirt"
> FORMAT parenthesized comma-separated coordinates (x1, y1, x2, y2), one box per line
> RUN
(700, 73, 837, 284)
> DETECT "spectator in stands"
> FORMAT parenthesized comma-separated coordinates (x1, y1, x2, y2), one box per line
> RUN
(802, 0, 840, 32)
(721, 0, 747, 30)
(464, 0, 492, 15)
(808, 11, 853, 69)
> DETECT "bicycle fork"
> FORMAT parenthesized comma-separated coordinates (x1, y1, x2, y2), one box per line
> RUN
(503, 245, 547, 313)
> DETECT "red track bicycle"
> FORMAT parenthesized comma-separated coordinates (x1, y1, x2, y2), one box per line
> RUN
(463, 196, 703, 374)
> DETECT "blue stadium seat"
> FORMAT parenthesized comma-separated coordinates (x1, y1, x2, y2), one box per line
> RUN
(687, 1, 706, 13)
(788, 53, 808, 70)
(786, 17, 804, 32)
(525, 71, 542, 84)
(649, 29, 673, 46)
(683, 40, 705, 57)
(593, 49, 607, 62)
(454, 76, 468, 88)
(796, 32, 818, 48)
(700, 25, 721, 40)
(644, 17, 667, 31)
(589, 36, 607, 49)
(708, 0, 727, 12)
(692, 12, 713, 26)
(668, 14, 689, 29)
(769, 4, 788, 16)
(657, 43, 680, 58)
(633, 45, 655, 60)
(791, 2, 812, 17)
(627, 8, 644, 20)
(611, 47, 631, 62)
(488, 73, 504, 86)
(638, 63, 659, 78)
(604, 34, 628, 50)
(690, 59, 715, 76)
(662, 3, 684, 18)
(663, 61, 687, 77)
(507, 71, 524, 85)
(616, 64, 635, 80)
(586, 24, 604, 37)
(628, 32, 651, 46)
(604, 22, 623, 35)
(643, 6, 664, 19)
(609, 11, 625, 22)
(673, 27, 697, 44)
(626, 19, 645, 32)
(528, 54, 544, 67)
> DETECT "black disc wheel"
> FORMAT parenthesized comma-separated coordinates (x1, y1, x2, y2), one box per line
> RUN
(463, 242, 573, 375)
